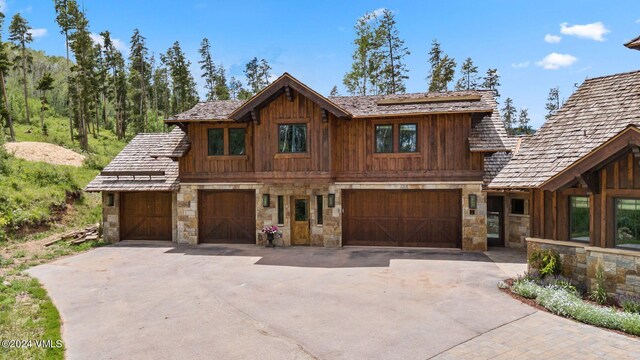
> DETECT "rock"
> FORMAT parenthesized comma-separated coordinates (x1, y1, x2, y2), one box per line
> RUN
(2, 280, 10, 287)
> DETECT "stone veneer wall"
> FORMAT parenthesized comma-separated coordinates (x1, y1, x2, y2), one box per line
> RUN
(177, 182, 486, 250)
(335, 182, 487, 251)
(504, 192, 530, 248)
(176, 183, 341, 247)
(102, 192, 120, 243)
(527, 238, 640, 297)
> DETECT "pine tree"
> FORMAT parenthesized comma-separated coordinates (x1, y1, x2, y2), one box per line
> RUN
(229, 76, 242, 100)
(517, 108, 531, 135)
(427, 39, 456, 92)
(377, 9, 409, 94)
(501, 97, 516, 135)
(343, 11, 381, 96)
(482, 68, 501, 97)
(36, 72, 54, 132)
(0, 12, 14, 141)
(454, 57, 479, 91)
(152, 63, 171, 125)
(129, 29, 150, 133)
(198, 38, 217, 101)
(8, 13, 33, 124)
(244, 57, 271, 94)
(329, 85, 339, 97)
(162, 41, 198, 114)
(259, 59, 271, 90)
(545, 86, 560, 120)
(214, 63, 230, 100)
(54, 0, 78, 141)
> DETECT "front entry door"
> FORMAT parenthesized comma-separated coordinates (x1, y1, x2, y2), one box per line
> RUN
(487, 196, 505, 247)
(291, 196, 310, 245)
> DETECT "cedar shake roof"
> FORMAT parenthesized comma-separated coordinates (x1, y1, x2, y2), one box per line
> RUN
(489, 70, 640, 188)
(468, 93, 516, 152)
(625, 36, 640, 51)
(483, 151, 512, 185)
(165, 100, 246, 122)
(85, 128, 187, 192)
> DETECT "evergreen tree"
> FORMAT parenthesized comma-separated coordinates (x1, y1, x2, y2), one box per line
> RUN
(237, 88, 252, 100)
(343, 11, 381, 95)
(54, 0, 78, 141)
(0, 12, 14, 141)
(377, 9, 409, 94)
(501, 97, 516, 135)
(198, 37, 217, 101)
(259, 59, 271, 90)
(427, 39, 456, 92)
(162, 41, 198, 114)
(244, 57, 271, 95)
(545, 86, 560, 120)
(229, 76, 242, 100)
(8, 13, 33, 124)
(214, 63, 230, 100)
(129, 28, 150, 133)
(481, 68, 501, 97)
(36, 72, 54, 132)
(517, 108, 532, 135)
(454, 57, 479, 91)
(113, 50, 128, 138)
(329, 85, 339, 97)
(152, 63, 171, 123)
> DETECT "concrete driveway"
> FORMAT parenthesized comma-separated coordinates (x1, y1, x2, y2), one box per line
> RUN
(27, 243, 639, 359)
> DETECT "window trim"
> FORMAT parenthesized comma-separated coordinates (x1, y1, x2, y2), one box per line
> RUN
(207, 128, 224, 156)
(206, 125, 248, 158)
(614, 197, 640, 250)
(228, 127, 247, 156)
(277, 123, 308, 154)
(510, 198, 526, 215)
(316, 195, 323, 226)
(398, 123, 418, 153)
(374, 124, 394, 153)
(373, 122, 420, 155)
(569, 195, 590, 243)
(277, 195, 285, 226)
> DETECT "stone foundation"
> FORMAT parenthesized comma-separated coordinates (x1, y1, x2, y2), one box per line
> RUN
(527, 238, 640, 297)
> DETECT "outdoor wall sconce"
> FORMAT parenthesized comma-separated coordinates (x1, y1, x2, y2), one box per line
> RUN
(107, 193, 115, 207)
(328, 193, 336, 208)
(468, 194, 477, 210)
(262, 194, 271, 207)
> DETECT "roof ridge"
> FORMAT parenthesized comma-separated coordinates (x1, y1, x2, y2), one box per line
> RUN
(584, 69, 640, 82)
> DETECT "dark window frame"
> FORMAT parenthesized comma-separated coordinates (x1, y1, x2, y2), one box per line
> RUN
(277, 195, 285, 225)
(228, 128, 246, 156)
(316, 195, 323, 225)
(614, 197, 640, 250)
(207, 128, 224, 156)
(398, 123, 418, 153)
(206, 126, 247, 157)
(511, 198, 526, 215)
(278, 123, 308, 154)
(569, 196, 590, 243)
(375, 124, 394, 153)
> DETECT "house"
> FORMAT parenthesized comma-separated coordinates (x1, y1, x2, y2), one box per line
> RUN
(489, 70, 640, 297)
(86, 73, 514, 251)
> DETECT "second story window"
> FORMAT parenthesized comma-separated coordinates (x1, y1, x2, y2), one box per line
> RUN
(229, 128, 246, 155)
(375, 125, 393, 153)
(399, 124, 417, 152)
(279, 124, 307, 153)
(375, 123, 418, 153)
(208, 129, 224, 156)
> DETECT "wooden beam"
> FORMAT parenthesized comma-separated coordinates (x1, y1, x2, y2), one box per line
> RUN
(100, 171, 165, 178)
(321, 108, 328, 123)
(284, 85, 294, 102)
(575, 172, 600, 194)
(251, 109, 260, 125)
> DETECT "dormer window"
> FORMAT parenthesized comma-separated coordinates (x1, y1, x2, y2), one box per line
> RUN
(278, 124, 307, 153)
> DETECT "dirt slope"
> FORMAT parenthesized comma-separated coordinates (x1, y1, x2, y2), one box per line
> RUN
(3, 141, 85, 167)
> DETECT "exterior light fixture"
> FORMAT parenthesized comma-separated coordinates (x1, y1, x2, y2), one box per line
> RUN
(107, 193, 115, 207)
(262, 194, 271, 207)
(468, 194, 477, 210)
(328, 193, 336, 208)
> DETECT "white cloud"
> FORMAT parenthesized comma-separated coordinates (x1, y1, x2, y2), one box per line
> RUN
(536, 53, 578, 70)
(560, 22, 610, 41)
(89, 33, 128, 54)
(27, 28, 47, 39)
(544, 34, 562, 43)
(0, 1, 6, 12)
(511, 61, 530, 68)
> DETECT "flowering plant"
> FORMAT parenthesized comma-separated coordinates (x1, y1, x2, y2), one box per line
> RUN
(262, 225, 278, 235)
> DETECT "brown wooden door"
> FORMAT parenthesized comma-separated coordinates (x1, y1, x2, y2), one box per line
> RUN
(290, 196, 310, 245)
(487, 196, 505, 247)
(120, 192, 172, 240)
(199, 190, 256, 244)
(342, 190, 461, 248)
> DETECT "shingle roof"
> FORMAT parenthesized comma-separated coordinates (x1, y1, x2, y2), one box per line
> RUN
(85, 129, 187, 192)
(328, 90, 494, 117)
(625, 36, 640, 51)
(165, 100, 245, 122)
(469, 94, 516, 152)
(490, 70, 640, 188)
(484, 151, 512, 185)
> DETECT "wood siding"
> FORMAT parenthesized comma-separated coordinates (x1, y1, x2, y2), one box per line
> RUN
(531, 150, 640, 247)
(179, 89, 483, 183)
(120, 192, 172, 240)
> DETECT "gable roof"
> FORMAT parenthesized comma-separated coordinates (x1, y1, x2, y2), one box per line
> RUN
(228, 73, 351, 120)
(489, 70, 640, 188)
(85, 128, 187, 192)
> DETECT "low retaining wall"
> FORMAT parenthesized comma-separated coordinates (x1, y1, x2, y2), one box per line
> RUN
(527, 238, 640, 298)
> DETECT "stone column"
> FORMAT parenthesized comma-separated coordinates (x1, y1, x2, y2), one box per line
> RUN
(176, 185, 198, 244)
(102, 192, 120, 243)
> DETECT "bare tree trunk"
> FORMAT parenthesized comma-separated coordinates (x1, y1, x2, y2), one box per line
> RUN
(21, 46, 30, 124)
(0, 72, 15, 141)
(65, 33, 74, 142)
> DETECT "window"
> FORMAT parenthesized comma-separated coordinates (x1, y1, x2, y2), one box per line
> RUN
(511, 198, 526, 215)
(229, 128, 246, 155)
(279, 124, 307, 153)
(295, 199, 308, 221)
(375, 125, 393, 153)
(277, 195, 284, 225)
(399, 124, 417, 152)
(615, 198, 640, 250)
(316, 195, 323, 225)
(569, 196, 590, 242)
(207, 129, 224, 156)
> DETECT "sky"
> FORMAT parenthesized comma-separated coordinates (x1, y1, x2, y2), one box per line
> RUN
(3, 0, 640, 129)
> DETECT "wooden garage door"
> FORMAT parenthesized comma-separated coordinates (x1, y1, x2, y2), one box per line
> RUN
(199, 190, 256, 244)
(342, 190, 461, 248)
(120, 192, 172, 240)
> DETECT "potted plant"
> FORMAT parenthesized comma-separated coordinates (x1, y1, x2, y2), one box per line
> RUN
(262, 225, 278, 248)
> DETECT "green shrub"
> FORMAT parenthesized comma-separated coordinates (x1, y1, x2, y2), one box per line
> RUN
(529, 248, 562, 278)
(590, 263, 608, 305)
(511, 279, 541, 299)
(620, 296, 640, 314)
